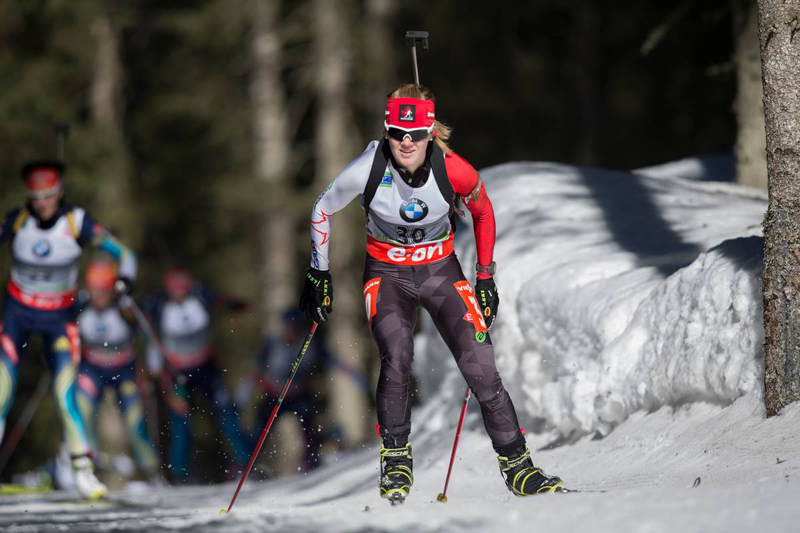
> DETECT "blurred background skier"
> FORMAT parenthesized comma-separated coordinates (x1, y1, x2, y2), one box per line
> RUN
(239, 308, 328, 473)
(145, 268, 251, 483)
(74, 257, 160, 482)
(0, 162, 138, 499)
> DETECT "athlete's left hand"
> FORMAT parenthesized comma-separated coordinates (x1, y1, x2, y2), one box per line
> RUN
(475, 278, 499, 329)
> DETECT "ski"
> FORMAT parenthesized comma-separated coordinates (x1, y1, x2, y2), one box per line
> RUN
(0, 483, 52, 496)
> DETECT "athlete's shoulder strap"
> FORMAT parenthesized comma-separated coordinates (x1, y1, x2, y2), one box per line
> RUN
(363, 140, 454, 217)
(363, 138, 390, 218)
(12, 208, 30, 234)
(66, 210, 79, 238)
(430, 143, 454, 209)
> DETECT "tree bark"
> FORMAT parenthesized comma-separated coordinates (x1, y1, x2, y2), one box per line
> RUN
(90, 3, 139, 244)
(734, 0, 768, 189)
(90, 2, 141, 461)
(250, 0, 294, 335)
(363, 0, 397, 130)
(91, 12, 123, 131)
(313, 0, 368, 443)
(758, 0, 800, 416)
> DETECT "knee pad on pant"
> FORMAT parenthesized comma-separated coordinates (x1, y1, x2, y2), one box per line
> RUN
(1, 332, 19, 366)
(469, 375, 510, 414)
(77, 374, 101, 400)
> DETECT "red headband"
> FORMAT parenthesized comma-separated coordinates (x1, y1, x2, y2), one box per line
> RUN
(86, 261, 118, 291)
(164, 269, 193, 294)
(25, 167, 62, 199)
(385, 97, 435, 131)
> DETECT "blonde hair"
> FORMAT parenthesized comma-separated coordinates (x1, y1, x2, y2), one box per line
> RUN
(388, 84, 452, 154)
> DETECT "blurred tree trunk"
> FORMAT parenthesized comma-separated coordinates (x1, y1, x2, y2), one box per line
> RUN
(251, 0, 294, 334)
(570, 0, 600, 166)
(91, 11, 123, 131)
(91, 3, 139, 244)
(759, 0, 800, 417)
(733, 0, 768, 189)
(313, 0, 368, 444)
(359, 0, 395, 415)
(90, 3, 140, 465)
(363, 0, 397, 131)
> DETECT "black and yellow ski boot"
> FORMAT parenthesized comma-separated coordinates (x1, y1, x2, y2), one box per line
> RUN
(498, 446, 564, 496)
(379, 442, 413, 505)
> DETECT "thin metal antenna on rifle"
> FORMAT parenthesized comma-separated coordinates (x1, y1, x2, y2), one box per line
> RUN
(405, 31, 429, 86)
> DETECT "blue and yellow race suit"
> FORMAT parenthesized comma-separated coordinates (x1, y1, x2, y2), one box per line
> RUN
(0, 203, 136, 458)
(75, 296, 158, 474)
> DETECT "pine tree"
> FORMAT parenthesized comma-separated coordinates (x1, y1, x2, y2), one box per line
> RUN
(759, 0, 800, 416)
(250, 0, 295, 334)
(311, 0, 371, 444)
(733, 0, 768, 189)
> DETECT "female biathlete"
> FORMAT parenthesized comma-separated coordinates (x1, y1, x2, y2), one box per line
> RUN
(75, 258, 159, 481)
(0, 162, 137, 499)
(300, 85, 565, 503)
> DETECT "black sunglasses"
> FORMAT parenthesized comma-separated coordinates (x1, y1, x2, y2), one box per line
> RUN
(387, 127, 430, 142)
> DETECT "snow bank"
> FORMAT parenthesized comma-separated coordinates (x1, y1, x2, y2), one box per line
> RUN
(416, 162, 767, 436)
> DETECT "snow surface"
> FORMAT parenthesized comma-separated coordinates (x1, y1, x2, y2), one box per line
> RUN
(5, 160, 800, 533)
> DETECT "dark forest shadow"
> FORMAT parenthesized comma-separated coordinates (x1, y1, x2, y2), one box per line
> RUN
(577, 167, 703, 277)
(692, 154, 735, 182)
(634, 153, 736, 183)
(709, 235, 764, 274)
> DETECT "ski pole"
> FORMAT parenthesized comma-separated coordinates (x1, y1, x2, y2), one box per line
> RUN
(405, 31, 429, 85)
(0, 373, 51, 476)
(221, 320, 321, 514)
(436, 386, 471, 503)
(126, 298, 186, 386)
(135, 364, 161, 452)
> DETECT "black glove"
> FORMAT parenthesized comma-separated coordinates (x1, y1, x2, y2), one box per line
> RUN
(300, 268, 333, 322)
(475, 277, 499, 329)
(114, 276, 134, 296)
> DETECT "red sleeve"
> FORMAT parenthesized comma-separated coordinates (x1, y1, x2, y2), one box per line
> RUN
(445, 151, 495, 279)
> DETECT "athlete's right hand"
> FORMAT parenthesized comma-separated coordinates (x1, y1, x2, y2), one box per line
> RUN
(300, 267, 333, 322)
(114, 276, 134, 296)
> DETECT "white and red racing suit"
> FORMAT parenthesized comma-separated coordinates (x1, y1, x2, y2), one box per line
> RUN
(308, 141, 525, 453)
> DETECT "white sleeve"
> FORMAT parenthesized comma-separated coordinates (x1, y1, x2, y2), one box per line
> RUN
(117, 249, 138, 281)
(75, 207, 138, 281)
(310, 141, 378, 270)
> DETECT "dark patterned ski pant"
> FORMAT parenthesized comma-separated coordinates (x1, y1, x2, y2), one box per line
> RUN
(363, 253, 523, 453)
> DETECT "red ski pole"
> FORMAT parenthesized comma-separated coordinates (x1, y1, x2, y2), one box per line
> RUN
(436, 386, 471, 503)
(221, 321, 320, 514)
